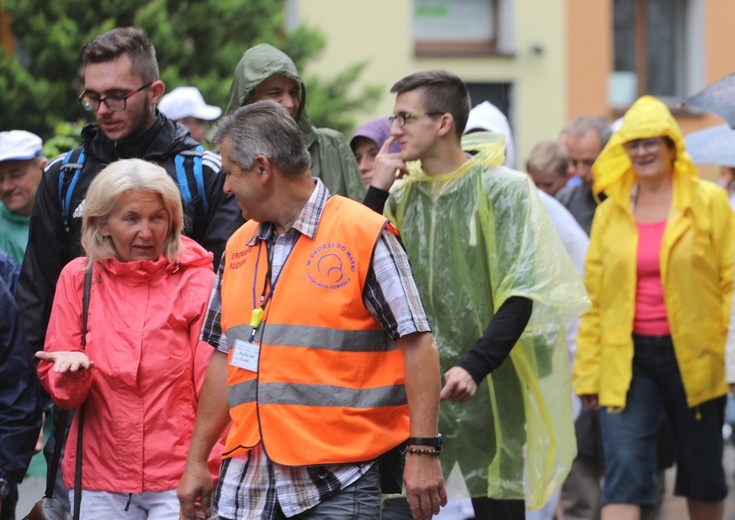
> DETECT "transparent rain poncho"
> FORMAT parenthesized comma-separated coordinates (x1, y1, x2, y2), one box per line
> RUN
(385, 132, 590, 508)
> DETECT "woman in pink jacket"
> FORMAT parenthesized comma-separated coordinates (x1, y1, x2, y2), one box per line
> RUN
(36, 159, 220, 518)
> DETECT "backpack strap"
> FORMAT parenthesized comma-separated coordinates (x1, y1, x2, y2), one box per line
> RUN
(58, 148, 86, 233)
(175, 145, 209, 217)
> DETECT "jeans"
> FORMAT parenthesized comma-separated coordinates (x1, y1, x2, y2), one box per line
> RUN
(220, 464, 381, 520)
(600, 335, 727, 505)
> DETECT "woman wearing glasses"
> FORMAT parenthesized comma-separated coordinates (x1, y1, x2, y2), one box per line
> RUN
(573, 95, 732, 520)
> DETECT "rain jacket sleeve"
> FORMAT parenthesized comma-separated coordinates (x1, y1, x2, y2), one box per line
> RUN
(572, 204, 607, 396)
(37, 259, 93, 410)
(0, 277, 42, 483)
(190, 297, 215, 400)
(311, 128, 366, 201)
(384, 132, 590, 508)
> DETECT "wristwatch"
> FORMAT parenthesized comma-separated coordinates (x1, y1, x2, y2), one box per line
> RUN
(0, 477, 11, 501)
(407, 434, 442, 453)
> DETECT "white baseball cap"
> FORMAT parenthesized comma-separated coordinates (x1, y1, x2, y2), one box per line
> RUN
(0, 130, 43, 163)
(158, 86, 222, 121)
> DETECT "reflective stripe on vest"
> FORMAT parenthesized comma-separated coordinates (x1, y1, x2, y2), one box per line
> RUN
(220, 196, 410, 465)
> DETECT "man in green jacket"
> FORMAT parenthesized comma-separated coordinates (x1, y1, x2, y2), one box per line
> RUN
(0, 131, 46, 263)
(226, 44, 365, 200)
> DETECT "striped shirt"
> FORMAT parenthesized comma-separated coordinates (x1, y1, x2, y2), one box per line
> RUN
(201, 179, 430, 519)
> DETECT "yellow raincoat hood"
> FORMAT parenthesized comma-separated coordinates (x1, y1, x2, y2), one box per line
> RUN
(592, 95, 698, 204)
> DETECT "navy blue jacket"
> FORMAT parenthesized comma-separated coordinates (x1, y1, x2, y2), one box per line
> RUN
(0, 257, 42, 483)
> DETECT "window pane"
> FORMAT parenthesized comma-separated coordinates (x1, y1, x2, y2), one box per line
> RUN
(414, 0, 494, 43)
(613, 0, 636, 74)
(611, 0, 688, 105)
(646, 0, 686, 98)
(611, 0, 637, 106)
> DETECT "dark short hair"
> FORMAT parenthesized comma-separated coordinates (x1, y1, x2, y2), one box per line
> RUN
(81, 27, 159, 82)
(390, 70, 471, 141)
(213, 101, 311, 178)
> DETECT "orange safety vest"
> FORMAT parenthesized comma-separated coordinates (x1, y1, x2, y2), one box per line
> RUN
(220, 196, 409, 465)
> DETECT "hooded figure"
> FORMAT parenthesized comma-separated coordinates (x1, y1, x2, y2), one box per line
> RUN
(386, 131, 589, 508)
(350, 117, 401, 188)
(464, 101, 516, 168)
(226, 44, 365, 201)
(575, 95, 733, 409)
(573, 94, 733, 517)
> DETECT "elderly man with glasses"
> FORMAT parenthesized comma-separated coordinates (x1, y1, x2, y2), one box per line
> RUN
(16, 27, 242, 514)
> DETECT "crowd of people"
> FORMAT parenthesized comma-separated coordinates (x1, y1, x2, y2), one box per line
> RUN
(1, 24, 734, 520)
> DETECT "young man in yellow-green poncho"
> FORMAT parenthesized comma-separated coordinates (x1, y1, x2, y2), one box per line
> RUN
(373, 71, 590, 520)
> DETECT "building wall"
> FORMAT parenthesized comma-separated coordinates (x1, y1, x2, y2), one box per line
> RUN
(565, 0, 611, 120)
(296, 0, 734, 176)
(293, 0, 568, 168)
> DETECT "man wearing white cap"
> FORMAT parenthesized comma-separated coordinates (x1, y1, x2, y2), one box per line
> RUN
(0, 130, 46, 263)
(158, 86, 222, 143)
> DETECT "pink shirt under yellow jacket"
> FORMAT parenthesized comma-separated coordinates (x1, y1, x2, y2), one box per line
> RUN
(38, 236, 222, 493)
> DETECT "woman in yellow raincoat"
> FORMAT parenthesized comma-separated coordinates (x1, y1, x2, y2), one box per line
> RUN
(573, 96, 733, 520)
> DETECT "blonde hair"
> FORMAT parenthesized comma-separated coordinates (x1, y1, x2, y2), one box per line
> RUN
(81, 159, 183, 266)
(526, 140, 569, 179)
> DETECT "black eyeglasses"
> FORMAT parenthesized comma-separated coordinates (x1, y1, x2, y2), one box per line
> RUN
(388, 112, 444, 127)
(78, 82, 153, 112)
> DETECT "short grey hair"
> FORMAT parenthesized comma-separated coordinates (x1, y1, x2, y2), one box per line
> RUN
(81, 159, 183, 267)
(213, 100, 311, 177)
(565, 115, 613, 148)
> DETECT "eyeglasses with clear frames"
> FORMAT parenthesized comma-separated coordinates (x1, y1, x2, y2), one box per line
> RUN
(78, 81, 153, 112)
(388, 112, 444, 127)
(623, 137, 664, 154)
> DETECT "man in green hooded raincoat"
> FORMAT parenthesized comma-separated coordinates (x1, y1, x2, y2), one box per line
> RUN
(375, 71, 589, 519)
(226, 44, 365, 201)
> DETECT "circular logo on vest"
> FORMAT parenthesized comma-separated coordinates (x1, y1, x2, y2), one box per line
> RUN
(306, 242, 356, 289)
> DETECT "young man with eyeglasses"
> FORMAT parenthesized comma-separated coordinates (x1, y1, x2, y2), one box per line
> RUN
(19, 27, 241, 358)
(16, 29, 242, 513)
(372, 71, 588, 520)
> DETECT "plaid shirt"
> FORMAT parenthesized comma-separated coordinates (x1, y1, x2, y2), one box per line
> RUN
(202, 179, 430, 519)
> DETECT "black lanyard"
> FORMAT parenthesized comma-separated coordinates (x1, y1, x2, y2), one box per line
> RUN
(248, 234, 294, 341)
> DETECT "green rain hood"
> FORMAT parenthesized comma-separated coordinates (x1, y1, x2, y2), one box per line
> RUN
(386, 132, 590, 508)
(226, 44, 365, 201)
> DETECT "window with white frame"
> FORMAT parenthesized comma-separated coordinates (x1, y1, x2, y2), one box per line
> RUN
(609, 0, 702, 107)
(413, 0, 513, 55)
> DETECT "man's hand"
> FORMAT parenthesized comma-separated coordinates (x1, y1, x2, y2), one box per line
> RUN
(579, 394, 601, 411)
(730, 384, 735, 399)
(35, 351, 93, 373)
(440, 366, 477, 403)
(177, 460, 213, 520)
(371, 136, 407, 191)
(403, 454, 447, 520)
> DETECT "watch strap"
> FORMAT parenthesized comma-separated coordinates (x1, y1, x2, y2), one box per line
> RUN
(407, 434, 442, 449)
